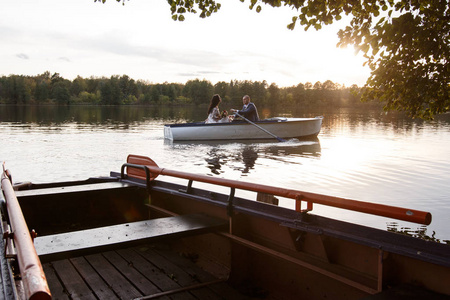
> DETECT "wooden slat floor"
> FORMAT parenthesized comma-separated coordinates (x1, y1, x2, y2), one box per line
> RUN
(43, 243, 248, 300)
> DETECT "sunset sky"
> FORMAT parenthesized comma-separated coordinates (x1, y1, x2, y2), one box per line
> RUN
(1, 0, 371, 87)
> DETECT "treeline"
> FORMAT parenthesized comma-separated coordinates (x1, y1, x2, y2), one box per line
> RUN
(0, 71, 374, 108)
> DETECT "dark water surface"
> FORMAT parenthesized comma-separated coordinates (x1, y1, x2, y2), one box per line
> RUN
(1, 105, 450, 241)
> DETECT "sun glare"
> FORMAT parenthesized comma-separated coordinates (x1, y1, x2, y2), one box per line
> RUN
(326, 46, 369, 87)
(321, 136, 382, 174)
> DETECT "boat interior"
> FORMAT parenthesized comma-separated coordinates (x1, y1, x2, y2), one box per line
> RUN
(1, 155, 449, 299)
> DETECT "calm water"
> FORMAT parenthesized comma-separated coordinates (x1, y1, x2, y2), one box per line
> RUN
(1, 105, 450, 242)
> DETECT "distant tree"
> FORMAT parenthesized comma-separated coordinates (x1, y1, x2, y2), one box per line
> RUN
(348, 84, 363, 107)
(322, 80, 339, 107)
(322, 80, 336, 91)
(77, 91, 100, 104)
(183, 79, 214, 105)
(228, 80, 242, 105)
(119, 75, 138, 99)
(99, 76, 123, 105)
(292, 83, 306, 105)
(238, 80, 254, 96)
(149, 85, 161, 103)
(313, 81, 322, 90)
(1, 72, 377, 109)
(5, 76, 31, 104)
(123, 94, 138, 104)
(35, 80, 50, 102)
(214, 81, 229, 99)
(71, 76, 87, 97)
(138, 93, 150, 104)
(251, 80, 267, 105)
(267, 83, 280, 105)
(86, 77, 101, 93)
(50, 72, 63, 85)
(162, 83, 183, 101)
(51, 81, 71, 104)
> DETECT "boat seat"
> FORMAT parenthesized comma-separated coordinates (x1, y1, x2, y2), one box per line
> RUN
(34, 213, 227, 263)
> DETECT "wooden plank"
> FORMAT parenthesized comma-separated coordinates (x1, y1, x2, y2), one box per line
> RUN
(44, 245, 244, 300)
(70, 257, 119, 300)
(153, 245, 248, 300)
(51, 259, 97, 300)
(42, 263, 69, 300)
(102, 251, 162, 296)
(116, 248, 196, 300)
(85, 253, 142, 299)
(363, 283, 450, 300)
(14, 182, 134, 198)
(135, 246, 221, 299)
(35, 214, 227, 262)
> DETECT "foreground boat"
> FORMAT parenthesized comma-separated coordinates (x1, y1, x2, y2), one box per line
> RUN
(164, 117, 323, 141)
(1, 155, 449, 299)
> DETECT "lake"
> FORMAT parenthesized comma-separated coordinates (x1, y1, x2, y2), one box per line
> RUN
(1, 105, 449, 242)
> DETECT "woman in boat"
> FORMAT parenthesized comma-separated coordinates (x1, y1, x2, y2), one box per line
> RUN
(205, 94, 230, 123)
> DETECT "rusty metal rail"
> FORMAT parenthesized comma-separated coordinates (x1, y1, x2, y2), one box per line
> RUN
(126, 154, 432, 225)
(1, 169, 51, 300)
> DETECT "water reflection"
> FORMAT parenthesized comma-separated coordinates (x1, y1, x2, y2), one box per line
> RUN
(387, 222, 449, 244)
(203, 146, 259, 175)
(320, 107, 450, 135)
(0, 105, 200, 126)
(241, 146, 258, 173)
(166, 139, 321, 175)
(260, 139, 321, 159)
(2, 105, 449, 133)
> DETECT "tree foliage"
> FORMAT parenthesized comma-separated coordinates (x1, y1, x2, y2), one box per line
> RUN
(155, 0, 450, 119)
(0, 72, 372, 111)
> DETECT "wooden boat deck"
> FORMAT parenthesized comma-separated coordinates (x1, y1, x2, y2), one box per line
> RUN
(43, 243, 247, 300)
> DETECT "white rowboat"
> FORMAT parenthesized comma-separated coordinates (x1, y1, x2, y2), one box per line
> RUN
(164, 116, 323, 141)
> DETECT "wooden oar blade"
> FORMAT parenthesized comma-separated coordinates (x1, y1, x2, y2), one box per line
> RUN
(126, 154, 159, 181)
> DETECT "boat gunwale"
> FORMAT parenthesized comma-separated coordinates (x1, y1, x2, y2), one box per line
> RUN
(165, 117, 322, 128)
(17, 174, 448, 268)
(115, 175, 450, 268)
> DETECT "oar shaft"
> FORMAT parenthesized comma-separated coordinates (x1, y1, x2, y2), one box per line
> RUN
(125, 154, 432, 225)
(235, 112, 285, 142)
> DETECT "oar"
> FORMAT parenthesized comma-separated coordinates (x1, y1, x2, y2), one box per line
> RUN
(234, 112, 286, 142)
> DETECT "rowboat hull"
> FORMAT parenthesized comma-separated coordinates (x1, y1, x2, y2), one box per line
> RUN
(164, 116, 323, 141)
(1, 155, 449, 299)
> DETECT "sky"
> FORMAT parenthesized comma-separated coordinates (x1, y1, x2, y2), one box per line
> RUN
(1, 0, 371, 87)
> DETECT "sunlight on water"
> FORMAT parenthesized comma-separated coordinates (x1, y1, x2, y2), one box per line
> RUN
(1, 106, 450, 242)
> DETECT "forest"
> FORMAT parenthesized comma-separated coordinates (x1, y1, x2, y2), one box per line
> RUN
(0, 71, 379, 109)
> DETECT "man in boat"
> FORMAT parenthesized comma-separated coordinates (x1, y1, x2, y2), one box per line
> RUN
(231, 95, 260, 122)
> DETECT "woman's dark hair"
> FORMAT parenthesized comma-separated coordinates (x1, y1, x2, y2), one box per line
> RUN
(207, 94, 221, 115)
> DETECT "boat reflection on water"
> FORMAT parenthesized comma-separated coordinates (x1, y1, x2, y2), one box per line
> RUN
(165, 138, 321, 175)
(387, 222, 449, 244)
